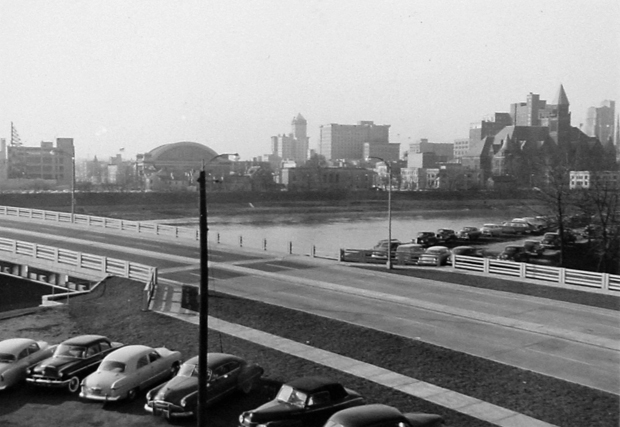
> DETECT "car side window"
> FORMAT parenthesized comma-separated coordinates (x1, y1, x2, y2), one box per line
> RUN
(225, 361, 239, 374)
(99, 341, 111, 352)
(307, 391, 331, 406)
(18, 348, 29, 360)
(137, 355, 149, 369)
(27, 343, 40, 355)
(85, 345, 99, 358)
(148, 352, 161, 363)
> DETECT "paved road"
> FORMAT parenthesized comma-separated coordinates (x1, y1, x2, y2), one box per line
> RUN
(0, 218, 618, 394)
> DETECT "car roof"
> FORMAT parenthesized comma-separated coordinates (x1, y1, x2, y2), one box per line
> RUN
(60, 335, 109, 346)
(104, 345, 152, 362)
(452, 246, 474, 251)
(206, 352, 244, 367)
(397, 243, 424, 249)
(285, 376, 344, 393)
(426, 246, 449, 251)
(328, 404, 403, 426)
(0, 338, 36, 353)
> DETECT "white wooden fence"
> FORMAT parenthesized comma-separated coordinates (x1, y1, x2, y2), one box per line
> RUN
(0, 237, 157, 284)
(452, 255, 620, 293)
(0, 206, 199, 241)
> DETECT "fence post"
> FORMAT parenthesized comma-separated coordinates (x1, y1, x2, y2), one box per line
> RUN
(289, 242, 293, 254)
(311, 245, 316, 258)
(602, 273, 610, 291)
(559, 267, 566, 285)
(239, 236, 243, 247)
(217, 233, 220, 244)
(263, 238, 267, 251)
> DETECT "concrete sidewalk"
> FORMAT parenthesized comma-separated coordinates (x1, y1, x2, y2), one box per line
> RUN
(152, 284, 558, 427)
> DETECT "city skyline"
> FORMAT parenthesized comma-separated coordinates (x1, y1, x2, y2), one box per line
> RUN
(0, 0, 618, 160)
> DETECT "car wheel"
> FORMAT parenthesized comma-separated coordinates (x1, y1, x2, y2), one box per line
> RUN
(67, 376, 80, 393)
(127, 387, 139, 401)
(240, 380, 253, 394)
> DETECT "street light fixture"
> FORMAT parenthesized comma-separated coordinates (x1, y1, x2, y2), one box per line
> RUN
(197, 152, 238, 427)
(367, 156, 393, 269)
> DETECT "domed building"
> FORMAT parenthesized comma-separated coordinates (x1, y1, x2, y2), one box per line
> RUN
(135, 141, 235, 191)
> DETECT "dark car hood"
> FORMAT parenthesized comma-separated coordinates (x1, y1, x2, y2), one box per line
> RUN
(404, 412, 444, 426)
(33, 356, 78, 374)
(244, 400, 304, 422)
(156, 376, 197, 403)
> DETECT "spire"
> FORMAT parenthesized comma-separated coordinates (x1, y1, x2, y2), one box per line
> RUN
(552, 84, 569, 106)
(292, 113, 306, 124)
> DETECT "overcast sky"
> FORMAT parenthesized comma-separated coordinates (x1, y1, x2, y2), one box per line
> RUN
(0, 0, 618, 161)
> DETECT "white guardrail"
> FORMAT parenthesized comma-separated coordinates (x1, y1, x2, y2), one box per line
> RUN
(0, 237, 157, 285)
(453, 255, 620, 293)
(0, 206, 199, 241)
(0, 205, 618, 293)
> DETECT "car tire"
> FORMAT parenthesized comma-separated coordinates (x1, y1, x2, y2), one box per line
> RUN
(67, 376, 80, 393)
(240, 380, 253, 394)
(127, 387, 139, 401)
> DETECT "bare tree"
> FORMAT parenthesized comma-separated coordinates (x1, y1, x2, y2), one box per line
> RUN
(574, 175, 620, 273)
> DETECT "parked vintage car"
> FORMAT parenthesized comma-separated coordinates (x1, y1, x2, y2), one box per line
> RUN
(415, 232, 438, 247)
(324, 404, 445, 427)
(480, 223, 503, 237)
(512, 217, 546, 234)
(541, 230, 577, 249)
(80, 345, 182, 402)
(456, 226, 482, 240)
(370, 239, 402, 260)
(26, 334, 123, 393)
(395, 243, 426, 265)
(239, 377, 365, 427)
(146, 353, 264, 419)
(436, 228, 457, 243)
(501, 221, 531, 235)
(523, 239, 545, 256)
(449, 246, 483, 260)
(417, 246, 451, 266)
(497, 245, 530, 262)
(0, 338, 55, 391)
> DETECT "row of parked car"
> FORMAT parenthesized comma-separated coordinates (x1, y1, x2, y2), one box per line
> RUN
(368, 215, 565, 267)
(0, 335, 445, 426)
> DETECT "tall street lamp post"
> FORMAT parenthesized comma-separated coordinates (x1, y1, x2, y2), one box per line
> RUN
(197, 152, 238, 427)
(71, 153, 76, 220)
(368, 156, 393, 269)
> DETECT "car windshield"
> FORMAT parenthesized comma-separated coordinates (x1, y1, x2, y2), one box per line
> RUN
(179, 363, 199, 378)
(276, 385, 308, 408)
(505, 247, 519, 253)
(0, 353, 16, 363)
(99, 361, 126, 373)
(54, 344, 86, 358)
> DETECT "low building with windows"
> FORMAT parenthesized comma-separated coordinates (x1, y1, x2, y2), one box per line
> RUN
(0, 137, 75, 190)
(280, 166, 375, 191)
(569, 170, 619, 189)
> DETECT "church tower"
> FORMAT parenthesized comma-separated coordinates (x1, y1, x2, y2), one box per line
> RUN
(544, 84, 571, 150)
(292, 113, 307, 141)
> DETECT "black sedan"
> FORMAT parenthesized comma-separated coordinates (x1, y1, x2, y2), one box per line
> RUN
(145, 353, 263, 420)
(324, 404, 444, 427)
(26, 334, 123, 393)
(239, 377, 365, 427)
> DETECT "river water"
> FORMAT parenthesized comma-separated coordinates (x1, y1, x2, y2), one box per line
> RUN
(176, 206, 536, 258)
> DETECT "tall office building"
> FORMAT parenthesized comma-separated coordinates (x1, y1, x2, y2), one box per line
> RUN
(271, 113, 310, 164)
(319, 121, 391, 161)
(585, 100, 616, 145)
